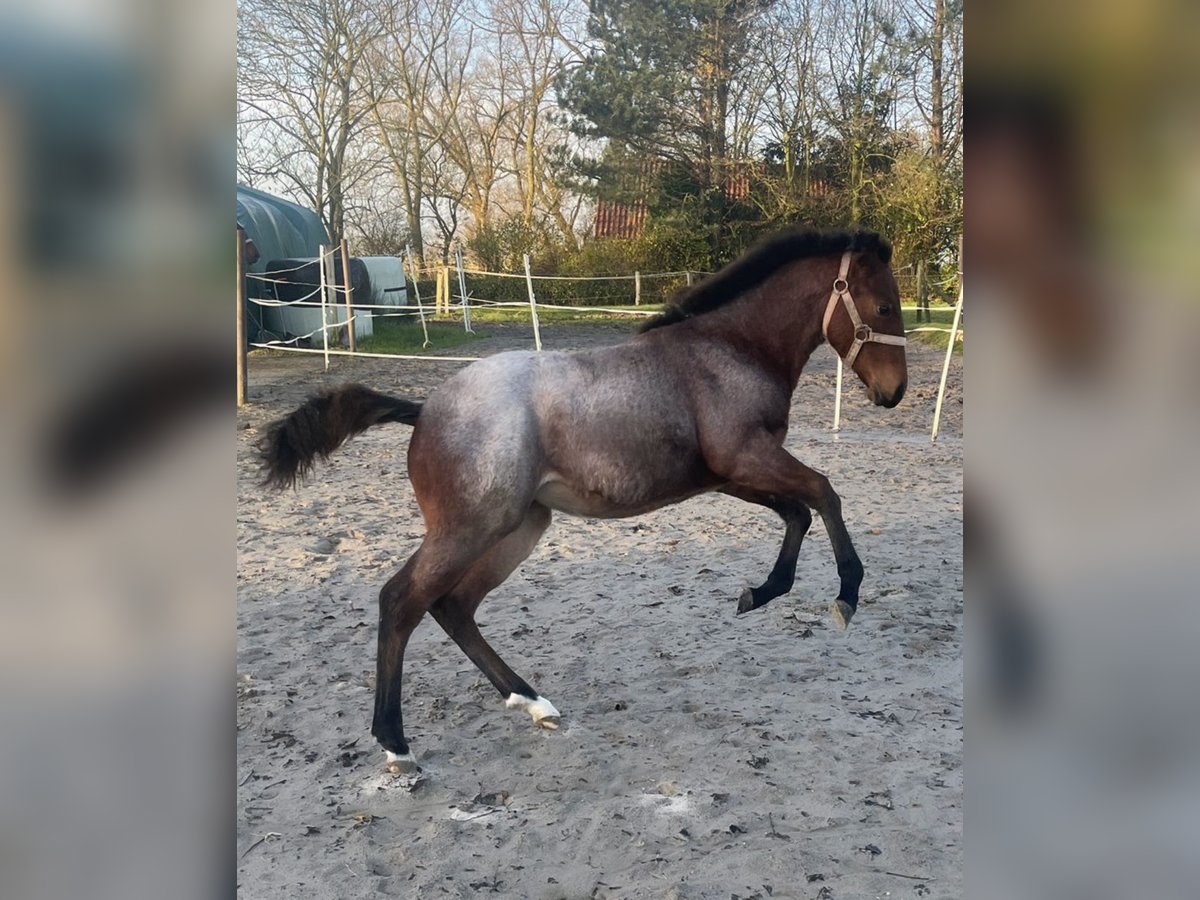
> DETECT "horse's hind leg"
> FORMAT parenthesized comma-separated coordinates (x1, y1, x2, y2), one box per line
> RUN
(372, 535, 492, 770)
(720, 486, 813, 614)
(428, 503, 561, 729)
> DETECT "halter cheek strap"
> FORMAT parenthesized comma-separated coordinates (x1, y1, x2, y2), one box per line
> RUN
(821, 251, 907, 367)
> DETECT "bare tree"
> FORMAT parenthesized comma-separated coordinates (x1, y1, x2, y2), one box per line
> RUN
(436, 50, 513, 238)
(345, 184, 411, 256)
(486, 0, 586, 244)
(902, 0, 963, 165)
(815, 0, 905, 220)
(754, 0, 823, 192)
(237, 0, 384, 243)
(236, 0, 959, 270)
(422, 138, 469, 261)
(361, 0, 472, 259)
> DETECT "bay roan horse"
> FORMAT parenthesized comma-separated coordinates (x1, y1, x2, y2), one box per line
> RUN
(259, 227, 907, 771)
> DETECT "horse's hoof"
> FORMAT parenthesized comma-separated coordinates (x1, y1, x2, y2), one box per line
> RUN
(736, 587, 757, 615)
(384, 750, 420, 774)
(831, 600, 855, 631)
(505, 693, 562, 729)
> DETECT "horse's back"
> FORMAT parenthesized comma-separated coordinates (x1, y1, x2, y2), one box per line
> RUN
(410, 344, 713, 522)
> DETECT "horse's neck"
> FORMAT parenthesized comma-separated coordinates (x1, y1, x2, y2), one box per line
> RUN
(700, 278, 828, 389)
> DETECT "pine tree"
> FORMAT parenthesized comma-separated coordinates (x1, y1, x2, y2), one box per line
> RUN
(559, 0, 772, 263)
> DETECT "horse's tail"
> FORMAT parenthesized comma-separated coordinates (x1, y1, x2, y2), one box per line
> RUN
(258, 384, 422, 489)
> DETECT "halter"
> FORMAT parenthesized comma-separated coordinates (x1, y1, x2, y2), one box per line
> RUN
(821, 251, 906, 367)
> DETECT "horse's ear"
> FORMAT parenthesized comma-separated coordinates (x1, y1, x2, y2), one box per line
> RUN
(875, 234, 892, 265)
(849, 229, 891, 265)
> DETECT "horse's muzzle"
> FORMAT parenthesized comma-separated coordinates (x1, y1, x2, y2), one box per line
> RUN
(871, 382, 906, 408)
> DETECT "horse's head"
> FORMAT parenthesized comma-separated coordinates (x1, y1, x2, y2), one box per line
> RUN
(823, 250, 908, 408)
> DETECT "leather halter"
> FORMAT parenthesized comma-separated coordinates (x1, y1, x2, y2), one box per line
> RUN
(821, 252, 907, 367)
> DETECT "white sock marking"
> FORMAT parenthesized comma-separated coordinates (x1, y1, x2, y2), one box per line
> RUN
(504, 693, 561, 722)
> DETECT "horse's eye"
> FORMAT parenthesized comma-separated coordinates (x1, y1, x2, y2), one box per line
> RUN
(878, 305, 893, 316)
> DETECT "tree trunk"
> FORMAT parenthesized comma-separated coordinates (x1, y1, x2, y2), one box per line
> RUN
(407, 141, 425, 258)
(930, 0, 944, 166)
(917, 258, 928, 322)
(524, 108, 537, 227)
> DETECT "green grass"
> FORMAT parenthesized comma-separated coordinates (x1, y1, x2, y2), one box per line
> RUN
(902, 305, 957, 326)
(903, 305, 963, 354)
(454, 303, 663, 326)
(358, 317, 484, 355)
(352, 303, 961, 356)
(463, 302, 960, 331)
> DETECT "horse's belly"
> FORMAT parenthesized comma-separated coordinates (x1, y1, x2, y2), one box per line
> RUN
(535, 477, 704, 519)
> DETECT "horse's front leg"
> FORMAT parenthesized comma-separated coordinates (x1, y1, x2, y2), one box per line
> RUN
(717, 441, 864, 629)
(719, 486, 812, 614)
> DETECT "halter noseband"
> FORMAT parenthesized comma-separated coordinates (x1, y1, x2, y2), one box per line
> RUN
(821, 251, 906, 367)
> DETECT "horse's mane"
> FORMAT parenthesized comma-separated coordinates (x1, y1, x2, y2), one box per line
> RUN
(638, 226, 892, 333)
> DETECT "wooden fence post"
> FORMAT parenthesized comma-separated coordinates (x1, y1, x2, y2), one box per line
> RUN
(916, 259, 928, 323)
(236, 226, 247, 407)
(634, 270, 641, 305)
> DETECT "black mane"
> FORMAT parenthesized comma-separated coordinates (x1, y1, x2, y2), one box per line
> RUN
(639, 227, 891, 332)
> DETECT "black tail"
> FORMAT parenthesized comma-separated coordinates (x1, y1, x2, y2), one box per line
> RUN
(258, 384, 422, 489)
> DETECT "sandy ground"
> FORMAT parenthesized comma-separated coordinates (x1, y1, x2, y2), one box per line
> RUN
(237, 320, 963, 899)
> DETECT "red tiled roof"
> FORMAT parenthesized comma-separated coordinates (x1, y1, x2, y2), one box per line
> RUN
(592, 160, 816, 239)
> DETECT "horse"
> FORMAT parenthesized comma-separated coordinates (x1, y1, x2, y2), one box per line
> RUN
(258, 226, 908, 772)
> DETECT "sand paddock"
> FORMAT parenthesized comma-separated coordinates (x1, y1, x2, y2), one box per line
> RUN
(237, 322, 962, 899)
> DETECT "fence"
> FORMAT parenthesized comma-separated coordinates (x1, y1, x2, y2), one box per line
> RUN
(236, 229, 962, 440)
(893, 261, 961, 324)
